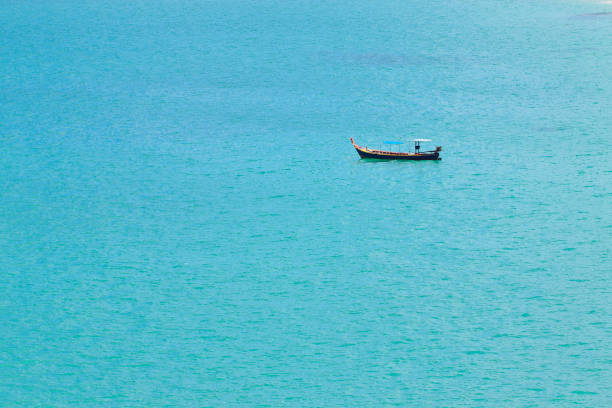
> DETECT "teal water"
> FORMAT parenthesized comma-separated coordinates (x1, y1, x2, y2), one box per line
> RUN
(1, 0, 611, 405)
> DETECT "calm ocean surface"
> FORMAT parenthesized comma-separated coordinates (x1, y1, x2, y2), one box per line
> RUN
(1, 0, 611, 406)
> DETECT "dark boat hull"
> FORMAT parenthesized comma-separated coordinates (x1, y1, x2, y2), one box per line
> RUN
(355, 148, 440, 160)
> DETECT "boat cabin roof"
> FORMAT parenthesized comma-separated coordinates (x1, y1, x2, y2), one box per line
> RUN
(412, 139, 432, 142)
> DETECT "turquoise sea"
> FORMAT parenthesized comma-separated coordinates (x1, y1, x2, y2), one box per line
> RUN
(1, 0, 611, 406)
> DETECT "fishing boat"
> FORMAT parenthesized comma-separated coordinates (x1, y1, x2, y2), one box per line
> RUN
(350, 138, 442, 160)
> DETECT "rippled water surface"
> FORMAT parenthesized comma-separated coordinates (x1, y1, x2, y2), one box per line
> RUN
(1, 0, 611, 405)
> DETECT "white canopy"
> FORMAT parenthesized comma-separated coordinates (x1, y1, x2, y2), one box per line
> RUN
(412, 139, 432, 142)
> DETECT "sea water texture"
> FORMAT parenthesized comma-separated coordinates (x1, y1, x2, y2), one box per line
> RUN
(0, 0, 611, 406)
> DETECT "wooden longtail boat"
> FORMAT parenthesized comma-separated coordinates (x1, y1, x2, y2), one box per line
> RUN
(350, 138, 442, 160)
